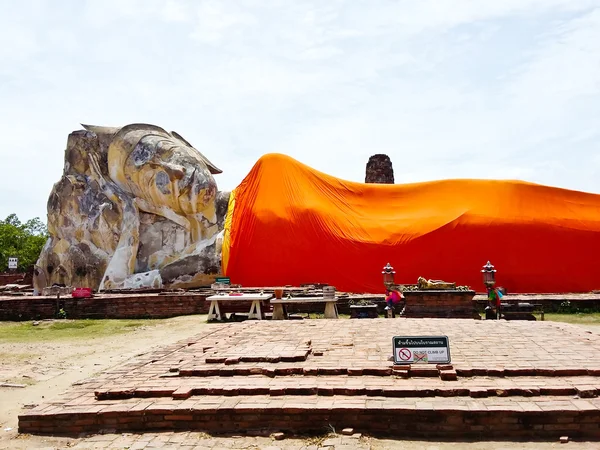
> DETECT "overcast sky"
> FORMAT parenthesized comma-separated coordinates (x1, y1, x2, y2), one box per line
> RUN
(1, 0, 599, 222)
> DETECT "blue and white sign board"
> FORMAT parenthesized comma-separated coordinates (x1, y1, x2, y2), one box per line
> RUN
(215, 277, 230, 284)
(393, 336, 451, 364)
(8, 257, 18, 270)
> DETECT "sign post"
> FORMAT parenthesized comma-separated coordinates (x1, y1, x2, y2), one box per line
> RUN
(215, 277, 230, 284)
(7, 257, 18, 271)
(211, 276, 231, 293)
(392, 336, 451, 365)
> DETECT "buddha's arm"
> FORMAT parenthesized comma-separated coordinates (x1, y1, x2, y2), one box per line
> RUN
(88, 154, 141, 290)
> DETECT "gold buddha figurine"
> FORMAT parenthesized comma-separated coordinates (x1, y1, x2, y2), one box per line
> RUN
(417, 276, 456, 290)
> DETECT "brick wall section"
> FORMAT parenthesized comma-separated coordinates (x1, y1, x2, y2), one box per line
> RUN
(3, 292, 600, 322)
(0, 294, 348, 321)
(0, 294, 388, 321)
(403, 290, 476, 318)
(18, 403, 600, 439)
(0, 273, 28, 286)
(0, 294, 210, 321)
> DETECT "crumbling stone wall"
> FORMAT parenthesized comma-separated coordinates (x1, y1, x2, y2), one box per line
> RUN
(0, 273, 28, 286)
(365, 154, 394, 184)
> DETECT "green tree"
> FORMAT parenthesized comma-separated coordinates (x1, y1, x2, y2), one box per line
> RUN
(0, 214, 48, 272)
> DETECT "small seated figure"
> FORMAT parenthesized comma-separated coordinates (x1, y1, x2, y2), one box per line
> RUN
(417, 276, 456, 290)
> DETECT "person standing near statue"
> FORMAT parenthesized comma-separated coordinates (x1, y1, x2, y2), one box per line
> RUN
(487, 286, 504, 319)
(385, 286, 404, 310)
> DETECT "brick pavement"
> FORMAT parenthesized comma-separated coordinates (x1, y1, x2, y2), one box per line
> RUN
(19, 319, 600, 439)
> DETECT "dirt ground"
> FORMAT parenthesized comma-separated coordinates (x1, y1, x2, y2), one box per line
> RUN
(1, 316, 600, 449)
(0, 316, 211, 449)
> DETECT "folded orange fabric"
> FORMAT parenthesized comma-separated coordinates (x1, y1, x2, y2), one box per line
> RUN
(223, 154, 600, 293)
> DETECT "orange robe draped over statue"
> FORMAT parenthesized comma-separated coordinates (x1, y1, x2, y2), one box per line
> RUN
(222, 154, 600, 294)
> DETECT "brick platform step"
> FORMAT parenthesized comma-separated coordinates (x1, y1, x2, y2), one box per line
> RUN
(18, 320, 600, 440)
(92, 375, 600, 401)
(19, 394, 600, 439)
(174, 363, 600, 378)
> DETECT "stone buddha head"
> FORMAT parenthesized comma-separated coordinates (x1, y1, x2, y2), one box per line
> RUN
(101, 123, 222, 219)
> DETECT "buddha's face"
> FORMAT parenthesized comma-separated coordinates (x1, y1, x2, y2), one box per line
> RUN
(122, 134, 217, 218)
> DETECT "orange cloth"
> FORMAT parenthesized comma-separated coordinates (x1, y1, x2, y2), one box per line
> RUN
(223, 153, 600, 293)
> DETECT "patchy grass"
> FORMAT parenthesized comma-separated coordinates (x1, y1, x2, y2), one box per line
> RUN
(305, 313, 351, 319)
(3, 375, 37, 386)
(536, 313, 600, 325)
(0, 319, 154, 343)
(0, 350, 38, 361)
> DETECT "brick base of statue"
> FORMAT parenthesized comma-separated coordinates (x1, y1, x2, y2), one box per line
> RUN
(400, 290, 477, 319)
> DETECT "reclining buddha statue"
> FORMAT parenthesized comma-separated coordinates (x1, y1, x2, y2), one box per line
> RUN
(417, 277, 456, 290)
(34, 123, 230, 293)
(36, 124, 600, 295)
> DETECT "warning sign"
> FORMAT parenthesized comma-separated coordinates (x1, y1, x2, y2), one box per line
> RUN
(398, 348, 412, 361)
(393, 336, 450, 365)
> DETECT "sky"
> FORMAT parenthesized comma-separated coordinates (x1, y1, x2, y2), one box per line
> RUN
(1, 0, 599, 222)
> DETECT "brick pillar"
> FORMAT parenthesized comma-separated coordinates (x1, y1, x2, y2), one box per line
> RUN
(365, 154, 394, 184)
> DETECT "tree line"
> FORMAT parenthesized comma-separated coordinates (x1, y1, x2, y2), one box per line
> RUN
(0, 214, 48, 272)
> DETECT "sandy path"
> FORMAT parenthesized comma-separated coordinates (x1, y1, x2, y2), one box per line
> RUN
(0, 315, 209, 449)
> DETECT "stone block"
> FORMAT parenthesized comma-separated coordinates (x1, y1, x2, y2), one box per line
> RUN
(363, 367, 392, 376)
(392, 369, 410, 378)
(410, 366, 439, 377)
(575, 387, 598, 399)
(439, 370, 458, 381)
(205, 356, 226, 364)
(469, 388, 489, 398)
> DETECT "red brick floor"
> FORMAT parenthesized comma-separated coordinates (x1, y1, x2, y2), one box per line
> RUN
(19, 319, 600, 439)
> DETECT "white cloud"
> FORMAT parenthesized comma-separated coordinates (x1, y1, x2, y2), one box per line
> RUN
(190, 1, 257, 44)
(507, 9, 600, 102)
(0, 0, 599, 221)
(163, 0, 191, 22)
(0, 24, 40, 63)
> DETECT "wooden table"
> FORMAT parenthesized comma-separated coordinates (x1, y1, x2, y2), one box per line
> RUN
(206, 293, 273, 321)
(270, 297, 339, 320)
